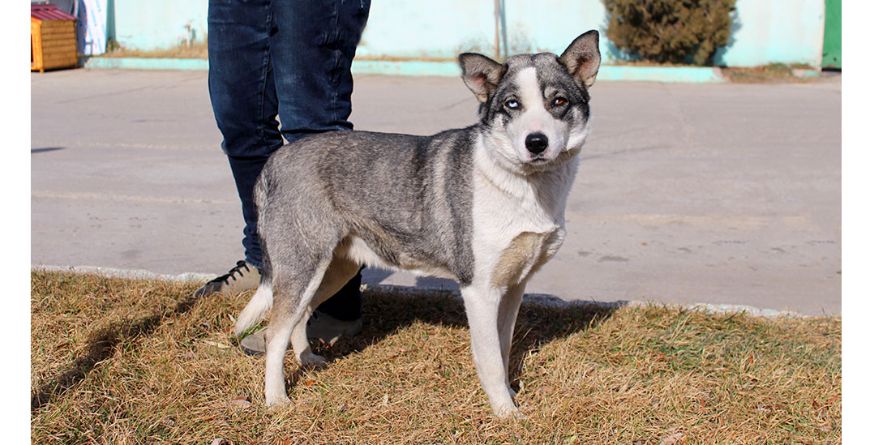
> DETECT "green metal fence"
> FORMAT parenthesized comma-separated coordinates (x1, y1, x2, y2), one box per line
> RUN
(822, 0, 841, 68)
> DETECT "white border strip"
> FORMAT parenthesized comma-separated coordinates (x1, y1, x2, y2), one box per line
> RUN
(32, 265, 806, 318)
(33, 264, 216, 283)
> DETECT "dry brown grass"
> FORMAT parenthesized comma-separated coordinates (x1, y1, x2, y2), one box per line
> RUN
(31, 271, 196, 405)
(32, 271, 840, 444)
(103, 42, 209, 60)
(720, 64, 820, 83)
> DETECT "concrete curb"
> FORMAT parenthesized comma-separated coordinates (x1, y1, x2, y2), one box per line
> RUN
(791, 68, 822, 78)
(82, 57, 726, 83)
(82, 57, 210, 71)
(34, 264, 217, 283)
(34, 265, 804, 318)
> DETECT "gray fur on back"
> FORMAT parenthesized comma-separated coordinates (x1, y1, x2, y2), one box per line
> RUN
(255, 127, 478, 285)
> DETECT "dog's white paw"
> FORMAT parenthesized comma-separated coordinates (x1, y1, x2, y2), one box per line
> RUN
(492, 401, 523, 419)
(298, 352, 328, 369)
(265, 393, 292, 408)
(508, 409, 527, 420)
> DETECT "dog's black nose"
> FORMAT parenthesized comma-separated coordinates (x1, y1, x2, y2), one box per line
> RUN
(525, 133, 548, 154)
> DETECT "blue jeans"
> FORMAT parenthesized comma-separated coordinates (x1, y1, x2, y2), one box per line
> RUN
(208, 0, 370, 320)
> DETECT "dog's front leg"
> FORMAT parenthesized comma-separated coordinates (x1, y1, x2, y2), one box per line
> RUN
(498, 281, 526, 398)
(462, 284, 521, 418)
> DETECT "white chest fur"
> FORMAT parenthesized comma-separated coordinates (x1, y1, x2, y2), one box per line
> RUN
(471, 142, 578, 288)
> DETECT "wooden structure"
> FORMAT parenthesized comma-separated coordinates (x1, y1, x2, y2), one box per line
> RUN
(31, 4, 78, 73)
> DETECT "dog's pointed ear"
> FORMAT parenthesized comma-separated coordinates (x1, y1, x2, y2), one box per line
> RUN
(458, 53, 504, 103)
(559, 30, 602, 89)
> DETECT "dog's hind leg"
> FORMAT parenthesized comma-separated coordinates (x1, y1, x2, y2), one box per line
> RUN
(498, 280, 527, 398)
(263, 255, 334, 407)
(289, 253, 361, 367)
(461, 284, 521, 418)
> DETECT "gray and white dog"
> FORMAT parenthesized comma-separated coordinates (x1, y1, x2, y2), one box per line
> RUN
(233, 30, 601, 417)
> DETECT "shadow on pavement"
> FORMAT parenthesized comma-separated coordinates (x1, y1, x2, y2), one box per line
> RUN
(31, 146, 65, 154)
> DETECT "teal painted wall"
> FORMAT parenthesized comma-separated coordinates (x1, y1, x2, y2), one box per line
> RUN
(357, 1, 497, 59)
(110, 0, 825, 67)
(113, 0, 208, 50)
(498, 0, 610, 59)
(715, 0, 825, 67)
(494, 0, 825, 67)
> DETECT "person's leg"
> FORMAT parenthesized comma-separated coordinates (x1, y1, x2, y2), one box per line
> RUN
(269, 0, 371, 322)
(199, 0, 280, 297)
(270, 0, 370, 137)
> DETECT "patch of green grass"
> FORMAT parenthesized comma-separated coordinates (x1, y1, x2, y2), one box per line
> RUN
(31, 271, 840, 444)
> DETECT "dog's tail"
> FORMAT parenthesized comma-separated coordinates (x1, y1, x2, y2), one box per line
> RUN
(233, 282, 273, 336)
(234, 167, 276, 336)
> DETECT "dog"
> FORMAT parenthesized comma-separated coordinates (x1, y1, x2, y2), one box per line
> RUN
(232, 30, 601, 417)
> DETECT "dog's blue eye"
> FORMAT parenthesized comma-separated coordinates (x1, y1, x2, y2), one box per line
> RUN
(504, 99, 520, 110)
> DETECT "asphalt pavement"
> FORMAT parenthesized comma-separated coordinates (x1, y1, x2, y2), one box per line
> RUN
(31, 69, 841, 314)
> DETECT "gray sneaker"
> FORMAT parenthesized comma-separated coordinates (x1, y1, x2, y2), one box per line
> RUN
(238, 311, 363, 355)
(193, 260, 261, 297)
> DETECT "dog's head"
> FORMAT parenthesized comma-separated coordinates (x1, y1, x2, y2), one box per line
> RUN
(459, 30, 601, 172)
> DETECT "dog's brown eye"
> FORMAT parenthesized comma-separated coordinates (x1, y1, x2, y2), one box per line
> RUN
(504, 99, 520, 110)
(552, 97, 568, 107)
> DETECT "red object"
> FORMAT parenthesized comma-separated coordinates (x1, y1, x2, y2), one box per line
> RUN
(31, 4, 76, 22)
